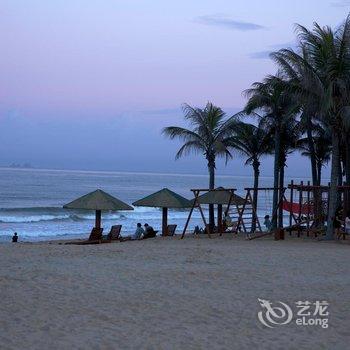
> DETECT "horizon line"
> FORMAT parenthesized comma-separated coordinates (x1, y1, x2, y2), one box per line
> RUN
(0, 165, 321, 181)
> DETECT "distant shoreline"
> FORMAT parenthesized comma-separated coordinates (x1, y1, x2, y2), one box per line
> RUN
(0, 166, 319, 181)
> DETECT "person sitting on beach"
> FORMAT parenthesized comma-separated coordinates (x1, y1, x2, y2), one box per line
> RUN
(193, 225, 201, 235)
(143, 223, 156, 239)
(133, 223, 145, 240)
(119, 223, 144, 242)
(224, 213, 233, 227)
(263, 215, 272, 232)
(12, 232, 18, 243)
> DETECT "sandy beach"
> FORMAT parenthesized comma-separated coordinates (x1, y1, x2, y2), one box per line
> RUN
(0, 235, 349, 350)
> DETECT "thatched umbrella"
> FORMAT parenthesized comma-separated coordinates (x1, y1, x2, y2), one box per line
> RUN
(132, 188, 191, 235)
(63, 189, 133, 229)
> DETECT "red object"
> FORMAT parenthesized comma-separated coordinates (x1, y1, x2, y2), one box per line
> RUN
(282, 200, 313, 215)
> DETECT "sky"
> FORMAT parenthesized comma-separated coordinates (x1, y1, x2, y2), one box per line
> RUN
(0, 0, 349, 177)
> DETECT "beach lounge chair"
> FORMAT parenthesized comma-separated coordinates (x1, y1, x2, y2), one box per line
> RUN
(65, 227, 103, 245)
(166, 224, 177, 236)
(89, 227, 104, 241)
(106, 225, 122, 241)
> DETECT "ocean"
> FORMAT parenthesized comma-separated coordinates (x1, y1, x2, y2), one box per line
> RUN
(0, 168, 308, 241)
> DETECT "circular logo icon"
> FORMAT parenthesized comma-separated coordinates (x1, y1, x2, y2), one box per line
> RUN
(258, 298, 293, 328)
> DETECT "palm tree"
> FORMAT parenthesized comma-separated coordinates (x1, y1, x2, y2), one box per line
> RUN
(271, 16, 350, 238)
(228, 121, 273, 231)
(297, 125, 332, 185)
(162, 102, 236, 228)
(243, 75, 299, 228)
(277, 118, 301, 226)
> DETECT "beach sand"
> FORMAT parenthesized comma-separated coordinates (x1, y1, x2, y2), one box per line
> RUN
(0, 235, 349, 349)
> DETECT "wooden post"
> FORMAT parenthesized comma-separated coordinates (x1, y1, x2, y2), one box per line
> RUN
(298, 181, 303, 237)
(343, 183, 348, 240)
(236, 190, 250, 234)
(95, 210, 101, 229)
(289, 180, 294, 235)
(217, 204, 223, 235)
(181, 204, 194, 239)
(327, 182, 330, 219)
(307, 181, 310, 237)
(181, 191, 197, 239)
(162, 207, 168, 236)
(198, 203, 210, 238)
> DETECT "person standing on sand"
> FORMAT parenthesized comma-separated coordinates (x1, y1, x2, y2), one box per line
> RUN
(12, 232, 18, 242)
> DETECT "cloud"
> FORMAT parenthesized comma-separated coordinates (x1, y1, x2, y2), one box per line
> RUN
(331, 0, 350, 6)
(196, 15, 266, 31)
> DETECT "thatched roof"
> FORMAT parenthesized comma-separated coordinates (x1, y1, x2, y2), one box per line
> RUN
(63, 189, 133, 211)
(133, 188, 192, 208)
(195, 188, 246, 205)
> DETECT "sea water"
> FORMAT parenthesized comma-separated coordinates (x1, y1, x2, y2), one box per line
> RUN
(0, 168, 305, 241)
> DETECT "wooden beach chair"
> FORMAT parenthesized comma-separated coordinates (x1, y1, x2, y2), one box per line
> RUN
(166, 224, 177, 236)
(89, 227, 104, 241)
(65, 227, 103, 245)
(106, 225, 122, 241)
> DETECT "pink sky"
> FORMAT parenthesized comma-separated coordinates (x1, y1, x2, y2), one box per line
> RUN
(0, 1, 348, 176)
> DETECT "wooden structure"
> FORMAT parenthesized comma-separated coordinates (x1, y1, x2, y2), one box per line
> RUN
(133, 188, 191, 236)
(233, 188, 262, 233)
(235, 187, 288, 239)
(284, 181, 350, 238)
(181, 188, 241, 239)
(284, 181, 328, 237)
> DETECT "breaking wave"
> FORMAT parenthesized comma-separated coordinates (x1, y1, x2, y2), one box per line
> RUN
(0, 206, 194, 224)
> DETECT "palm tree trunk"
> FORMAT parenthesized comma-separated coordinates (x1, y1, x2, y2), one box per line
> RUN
(306, 121, 322, 227)
(304, 120, 323, 227)
(337, 156, 343, 208)
(345, 138, 350, 185)
(317, 161, 322, 186)
(252, 159, 260, 232)
(272, 128, 281, 229)
(278, 161, 285, 228)
(326, 131, 340, 239)
(306, 119, 318, 186)
(208, 160, 215, 229)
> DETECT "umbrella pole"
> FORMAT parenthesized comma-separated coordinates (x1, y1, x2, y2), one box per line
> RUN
(95, 210, 102, 229)
(162, 207, 168, 236)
